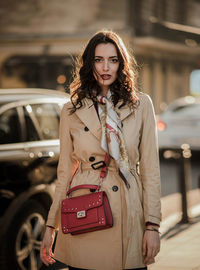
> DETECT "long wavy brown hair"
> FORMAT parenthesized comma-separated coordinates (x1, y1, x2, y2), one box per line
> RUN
(69, 30, 139, 113)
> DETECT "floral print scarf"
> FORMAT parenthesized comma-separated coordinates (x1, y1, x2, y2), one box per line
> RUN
(97, 90, 132, 188)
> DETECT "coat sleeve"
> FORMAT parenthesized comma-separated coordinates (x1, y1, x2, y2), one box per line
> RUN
(46, 103, 76, 229)
(139, 94, 162, 225)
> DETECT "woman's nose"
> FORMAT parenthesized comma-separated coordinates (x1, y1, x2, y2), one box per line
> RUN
(103, 60, 109, 71)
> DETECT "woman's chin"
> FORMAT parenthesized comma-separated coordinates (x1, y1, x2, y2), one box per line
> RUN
(98, 80, 112, 88)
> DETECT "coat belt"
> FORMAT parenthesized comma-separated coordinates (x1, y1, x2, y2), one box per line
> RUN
(79, 159, 138, 174)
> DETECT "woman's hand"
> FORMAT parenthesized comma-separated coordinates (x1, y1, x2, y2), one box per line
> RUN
(40, 226, 56, 266)
(142, 225, 160, 265)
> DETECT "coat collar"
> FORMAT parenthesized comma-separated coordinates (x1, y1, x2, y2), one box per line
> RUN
(75, 98, 133, 141)
(115, 100, 134, 122)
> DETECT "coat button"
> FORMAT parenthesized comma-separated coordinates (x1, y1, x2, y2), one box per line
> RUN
(84, 126, 89, 131)
(112, 185, 118, 192)
(89, 156, 95, 162)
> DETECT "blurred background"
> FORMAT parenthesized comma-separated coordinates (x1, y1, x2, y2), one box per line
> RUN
(1, 0, 200, 112)
(0, 0, 200, 270)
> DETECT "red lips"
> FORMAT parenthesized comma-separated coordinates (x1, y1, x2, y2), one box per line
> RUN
(101, 74, 111, 80)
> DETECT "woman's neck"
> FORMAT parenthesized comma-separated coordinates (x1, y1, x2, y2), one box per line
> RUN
(100, 87, 109, 97)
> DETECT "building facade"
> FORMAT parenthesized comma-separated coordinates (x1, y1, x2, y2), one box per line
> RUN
(0, 0, 200, 112)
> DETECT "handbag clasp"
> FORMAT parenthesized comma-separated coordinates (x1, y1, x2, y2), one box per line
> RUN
(77, 210, 86, 218)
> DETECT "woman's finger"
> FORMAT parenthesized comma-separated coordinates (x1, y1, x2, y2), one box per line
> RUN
(40, 247, 50, 266)
(151, 248, 158, 259)
(41, 248, 55, 265)
(45, 246, 55, 264)
(144, 247, 153, 264)
(144, 246, 160, 264)
(142, 236, 147, 256)
(49, 249, 55, 258)
(48, 248, 56, 263)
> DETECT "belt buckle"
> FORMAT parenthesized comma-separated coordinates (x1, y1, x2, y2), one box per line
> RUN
(91, 160, 106, 170)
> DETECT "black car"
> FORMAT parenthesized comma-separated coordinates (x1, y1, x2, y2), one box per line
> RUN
(0, 89, 69, 270)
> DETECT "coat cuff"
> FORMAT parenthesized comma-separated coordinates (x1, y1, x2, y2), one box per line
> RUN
(146, 222, 159, 227)
(145, 215, 161, 226)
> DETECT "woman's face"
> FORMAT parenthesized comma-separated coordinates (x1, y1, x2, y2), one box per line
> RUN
(93, 42, 120, 94)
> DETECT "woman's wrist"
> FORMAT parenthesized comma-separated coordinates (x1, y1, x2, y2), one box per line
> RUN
(146, 222, 159, 229)
(145, 227, 161, 234)
(46, 225, 55, 231)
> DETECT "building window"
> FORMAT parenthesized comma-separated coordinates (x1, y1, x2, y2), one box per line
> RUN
(2, 55, 73, 91)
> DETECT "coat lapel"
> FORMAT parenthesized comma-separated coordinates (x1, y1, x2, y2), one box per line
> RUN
(116, 101, 134, 122)
(75, 98, 134, 141)
(75, 98, 102, 141)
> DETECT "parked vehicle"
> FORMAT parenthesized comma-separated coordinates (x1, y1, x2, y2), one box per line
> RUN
(157, 96, 200, 151)
(0, 88, 69, 270)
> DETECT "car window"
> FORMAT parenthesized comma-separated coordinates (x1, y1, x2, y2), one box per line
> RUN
(172, 103, 200, 117)
(31, 103, 59, 140)
(0, 108, 21, 144)
(24, 107, 40, 141)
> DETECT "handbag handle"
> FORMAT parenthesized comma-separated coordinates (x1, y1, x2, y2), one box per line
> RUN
(67, 184, 100, 197)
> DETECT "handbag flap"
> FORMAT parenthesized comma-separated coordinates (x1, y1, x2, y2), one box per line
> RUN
(61, 191, 103, 213)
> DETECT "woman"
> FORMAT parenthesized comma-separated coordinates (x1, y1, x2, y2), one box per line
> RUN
(40, 30, 161, 270)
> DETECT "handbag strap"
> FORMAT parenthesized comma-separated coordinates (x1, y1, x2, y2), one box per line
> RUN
(100, 153, 110, 179)
(67, 153, 110, 196)
(66, 184, 100, 197)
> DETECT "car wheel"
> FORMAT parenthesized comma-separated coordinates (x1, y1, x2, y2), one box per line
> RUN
(2, 199, 47, 270)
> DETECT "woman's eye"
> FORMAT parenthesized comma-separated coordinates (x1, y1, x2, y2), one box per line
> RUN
(94, 58, 102, 62)
(94, 58, 118, 63)
(111, 58, 118, 63)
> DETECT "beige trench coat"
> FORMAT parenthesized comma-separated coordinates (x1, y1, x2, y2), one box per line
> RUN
(46, 92, 161, 270)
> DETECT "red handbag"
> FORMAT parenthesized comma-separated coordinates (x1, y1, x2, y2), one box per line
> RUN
(61, 154, 113, 235)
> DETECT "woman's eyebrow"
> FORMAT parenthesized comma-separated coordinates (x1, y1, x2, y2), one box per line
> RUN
(94, 56, 118, 58)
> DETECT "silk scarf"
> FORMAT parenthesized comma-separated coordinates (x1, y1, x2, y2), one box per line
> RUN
(97, 90, 132, 188)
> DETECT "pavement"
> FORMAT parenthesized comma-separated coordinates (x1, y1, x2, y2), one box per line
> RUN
(149, 198, 200, 270)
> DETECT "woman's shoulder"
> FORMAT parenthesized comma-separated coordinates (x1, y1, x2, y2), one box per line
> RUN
(62, 97, 88, 110)
(61, 98, 88, 117)
(60, 101, 74, 120)
(137, 91, 152, 102)
(137, 91, 153, 109)
(62, 100, 72, 110)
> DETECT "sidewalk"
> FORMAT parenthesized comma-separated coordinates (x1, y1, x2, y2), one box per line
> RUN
(149, 204, 200, 270)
